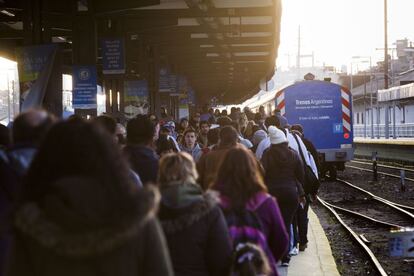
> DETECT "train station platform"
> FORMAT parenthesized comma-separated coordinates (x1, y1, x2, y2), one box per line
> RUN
(354, 137, 414, 146)
(278, 208, 340, 276)
(353, 137, 414, 163)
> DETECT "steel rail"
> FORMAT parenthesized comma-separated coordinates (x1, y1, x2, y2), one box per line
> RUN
(351, 159, 414, 173)
(320, 199, 403, 229)
(336, 179, 414, 220)
(346, 165, 414, 183)
(317, 196, 388, 276)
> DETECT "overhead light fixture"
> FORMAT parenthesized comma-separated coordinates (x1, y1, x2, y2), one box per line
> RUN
(1, 9, 15, 17)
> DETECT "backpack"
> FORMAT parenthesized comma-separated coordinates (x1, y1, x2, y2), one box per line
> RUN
(221, 207, 273, 276)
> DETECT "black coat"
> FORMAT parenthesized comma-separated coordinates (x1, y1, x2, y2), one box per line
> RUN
(158, 183, 232, 276)
(261, 143, 305, 196)
(123, 144, 159, 185)
(5, 178, 173, 276)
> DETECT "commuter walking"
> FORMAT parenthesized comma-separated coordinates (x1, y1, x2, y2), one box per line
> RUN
(179, 128, 203, 162)
(198, 121, 210, 148)
(5, 119, 173, 276)
(124, 115, 159, 185)
(197, 126, 240, 190)
(0, 110, 55, 275)
(261, 126, 306, 266)
(214, 147, 288, 276)
(158, 152, 232, 276)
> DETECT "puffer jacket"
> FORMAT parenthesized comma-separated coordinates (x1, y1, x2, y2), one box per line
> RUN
(5, 177, 173, 276)
(158, 182, 232, 276)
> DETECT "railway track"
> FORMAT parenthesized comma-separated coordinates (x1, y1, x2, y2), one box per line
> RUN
(318, 179, 414, 275)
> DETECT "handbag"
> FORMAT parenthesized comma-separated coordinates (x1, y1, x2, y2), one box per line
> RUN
(292, 133, 320, 195)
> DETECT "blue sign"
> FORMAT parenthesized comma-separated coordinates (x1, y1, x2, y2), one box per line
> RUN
(159, 67, 170, 92)
(101, 38, 125, 74)
(73, 66, 97, 109)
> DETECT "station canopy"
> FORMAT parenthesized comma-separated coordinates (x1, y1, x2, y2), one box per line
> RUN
(0, 0, 281, 104)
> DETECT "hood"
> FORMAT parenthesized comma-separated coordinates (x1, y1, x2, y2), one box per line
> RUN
(180, 144, 201, 155)
(267, 143, 295, 163)
(7, 146, 37, 175)
(159, 183, 218, 234)
(14, 177, 159, 258)
(219, 192, 271, 212)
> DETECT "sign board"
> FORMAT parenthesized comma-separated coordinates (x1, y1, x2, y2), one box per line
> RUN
(389, 229, 414, 257)
(72, 65, 97, 109)
(159, 67, 170, 92)
(16, 44, 57, 108)
(101, 38, 125, 74)
(124, 80, 149, 118)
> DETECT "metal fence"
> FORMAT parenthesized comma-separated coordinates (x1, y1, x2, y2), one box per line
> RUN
(353, 123, 414, 138)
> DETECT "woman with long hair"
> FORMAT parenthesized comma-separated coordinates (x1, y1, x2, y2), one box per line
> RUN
(6, 119, 172, 276)
(157, 152, 232, 276)
(214, 147, 288, 276)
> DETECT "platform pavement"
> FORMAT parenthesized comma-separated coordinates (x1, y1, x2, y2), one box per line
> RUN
(354, 137, 414, 145)
(277, 208, 340, 276)
(353, 137, 414, 163)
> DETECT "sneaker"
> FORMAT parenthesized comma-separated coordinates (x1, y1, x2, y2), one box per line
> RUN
(281, 262, 290, 267)
(299, 243, 308, 252)
(289, 246, 299, 255)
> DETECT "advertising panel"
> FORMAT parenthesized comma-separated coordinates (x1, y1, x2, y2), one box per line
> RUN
(124, 80, 149, 118)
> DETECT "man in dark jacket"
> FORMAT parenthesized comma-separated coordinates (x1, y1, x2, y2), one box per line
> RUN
(0, 109, 55, 276)
(123, 115, 159, 185)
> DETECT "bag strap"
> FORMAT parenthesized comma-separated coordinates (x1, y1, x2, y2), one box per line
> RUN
(292, 133, 306, 165)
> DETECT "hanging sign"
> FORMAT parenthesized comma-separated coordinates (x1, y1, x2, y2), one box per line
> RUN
(101, 38, 125, 74)
(72, 65, 97, 109)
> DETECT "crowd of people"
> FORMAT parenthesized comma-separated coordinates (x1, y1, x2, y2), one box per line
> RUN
(0, 104, 320, 276)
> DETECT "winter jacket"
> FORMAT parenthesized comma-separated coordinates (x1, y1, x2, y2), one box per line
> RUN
(5, 178, 173, 276)
(123, 144, 159, 185)
(197, 144, 242, 190)
(219, 192, 288, 276)
(180, 144, 203, 162)
(158, 183, 232, 276)
(261, 143, 305, 197)
(0, 145, 37, 276)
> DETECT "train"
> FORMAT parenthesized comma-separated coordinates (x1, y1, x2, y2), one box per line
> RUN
(239, 79, 354, 178)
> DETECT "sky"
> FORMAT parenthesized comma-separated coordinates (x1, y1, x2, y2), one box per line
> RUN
(277, 0, 414, 72)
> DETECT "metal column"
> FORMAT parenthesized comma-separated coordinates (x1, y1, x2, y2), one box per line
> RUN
(392, 101, 396, 139)
(72, 0, 97, 117)
(385, 105, 389, 139)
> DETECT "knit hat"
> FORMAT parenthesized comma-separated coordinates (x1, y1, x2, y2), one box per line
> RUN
(268, 126, 287, 144)
(252, 130, 267, 146)
(163, 121, 175, 130)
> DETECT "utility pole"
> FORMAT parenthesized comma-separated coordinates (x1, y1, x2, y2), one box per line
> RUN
(384, 0, 390, 139)
(384, 0, 389, 90)
(297, 25, 301, 79)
